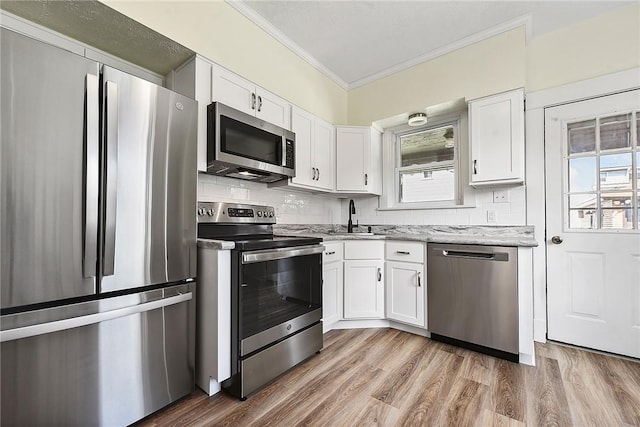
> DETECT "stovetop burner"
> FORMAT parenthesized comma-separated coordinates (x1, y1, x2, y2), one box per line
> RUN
(197, 202, 321, 250)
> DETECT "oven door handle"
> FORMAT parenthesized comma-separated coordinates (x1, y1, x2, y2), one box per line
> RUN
(241, 244, 324, 264)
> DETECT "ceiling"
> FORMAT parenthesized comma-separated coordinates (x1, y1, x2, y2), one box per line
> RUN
(234, 1, 633, 89)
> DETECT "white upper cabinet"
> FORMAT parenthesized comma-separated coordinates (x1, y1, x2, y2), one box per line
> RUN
(468, 88, 525, 187)
(336, 126, 382, 195)
(290, 107, 335, 191)
(211, 64, 291, 130)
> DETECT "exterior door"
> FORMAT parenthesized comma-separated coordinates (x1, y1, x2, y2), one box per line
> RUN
(545, 89, 640, 358)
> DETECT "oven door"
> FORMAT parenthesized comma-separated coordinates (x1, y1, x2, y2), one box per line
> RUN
(235, 245, 323, 358)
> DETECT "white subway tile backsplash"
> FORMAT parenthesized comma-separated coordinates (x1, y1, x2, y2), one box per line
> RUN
(197, 174, 342, 224)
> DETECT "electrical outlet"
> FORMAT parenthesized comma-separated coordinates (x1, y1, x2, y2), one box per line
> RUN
(487, 210, 497, 223)
(493, 190, 509, 203)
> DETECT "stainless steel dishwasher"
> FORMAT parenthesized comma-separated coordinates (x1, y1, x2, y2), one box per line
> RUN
(427, 243, 518, 362)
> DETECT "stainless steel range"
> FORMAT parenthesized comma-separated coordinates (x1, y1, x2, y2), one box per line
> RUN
(197, 202, 324, 400)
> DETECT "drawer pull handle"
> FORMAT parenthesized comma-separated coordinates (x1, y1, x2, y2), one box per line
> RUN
(325, 251, 336, 255)
(396, 251, 411, 255)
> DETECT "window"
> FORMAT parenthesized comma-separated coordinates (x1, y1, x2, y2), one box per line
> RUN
(380, 112, 471, 210)
(398, 124, 456, 203)
(566, 112, 639, 230)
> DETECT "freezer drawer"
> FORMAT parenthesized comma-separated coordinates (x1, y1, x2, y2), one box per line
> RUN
(427, 243, 518, 359)
(0, 283, 195, 426)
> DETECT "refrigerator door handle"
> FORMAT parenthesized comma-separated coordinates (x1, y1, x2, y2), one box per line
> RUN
(0, 292, 192, 343)
(103, 80, 118, 276)
(84, 73, 99, 278)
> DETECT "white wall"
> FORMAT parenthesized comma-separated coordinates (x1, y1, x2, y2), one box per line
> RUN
(342, 186, 525, 226)
(103, 0, 348, 124)
(198, 174, 342, 224)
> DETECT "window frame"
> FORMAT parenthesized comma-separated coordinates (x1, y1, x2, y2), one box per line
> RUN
(379, 111, 475, 210)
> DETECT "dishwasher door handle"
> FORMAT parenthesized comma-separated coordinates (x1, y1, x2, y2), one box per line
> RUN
(442, 250, 509, 262)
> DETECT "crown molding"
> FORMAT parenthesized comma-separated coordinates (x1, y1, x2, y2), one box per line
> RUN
(226, 0, 349, 90)
(227, 1, 532, 92)
(349, 14, 532, 89)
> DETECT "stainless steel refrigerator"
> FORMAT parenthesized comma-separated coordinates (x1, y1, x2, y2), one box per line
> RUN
(0, 28, 197, 426)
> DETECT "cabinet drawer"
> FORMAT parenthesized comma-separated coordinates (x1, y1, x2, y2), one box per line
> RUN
(322, 242, 343, 263)
(344, 241, 384, 260)
(385, 241, 424, 263)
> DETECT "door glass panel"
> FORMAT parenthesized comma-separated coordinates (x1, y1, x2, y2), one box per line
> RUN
(569, 157, 596, 192)
(568, 119, 596, 154)
(599, 153, 632, 191)
(568, 194, 598, 229)
(600, 114, 631, 151)
(637, 152, 640, 187)
(600, 193, 633, 229)
(569, 209, 597, 229)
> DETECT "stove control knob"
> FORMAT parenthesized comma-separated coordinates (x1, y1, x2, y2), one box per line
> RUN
(268, 211, 274, 218)
(197, 208, 206, 216)
(257, 211, 263, 217)
(207, 209, 214, 216)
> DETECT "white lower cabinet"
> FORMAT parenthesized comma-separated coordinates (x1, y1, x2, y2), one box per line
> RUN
(385, 261, 425, 327)
(322, 243, 343, 327)
(343, 241, 385, 319)
(344, 259, 385, 319)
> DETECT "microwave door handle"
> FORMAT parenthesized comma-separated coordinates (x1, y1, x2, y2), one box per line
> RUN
(282, 136, 288, 167)
(103, 80, 118, 277)
(83, 73, 99, 278)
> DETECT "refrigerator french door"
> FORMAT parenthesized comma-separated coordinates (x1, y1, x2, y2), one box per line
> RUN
(1, 28, 197, 426)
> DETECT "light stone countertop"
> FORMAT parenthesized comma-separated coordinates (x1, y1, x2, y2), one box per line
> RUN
(273, 224, 538, 247)
(197, 238, 235, 250)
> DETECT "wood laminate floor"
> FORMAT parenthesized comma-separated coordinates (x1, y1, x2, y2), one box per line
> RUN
(136, 328, 640, 427)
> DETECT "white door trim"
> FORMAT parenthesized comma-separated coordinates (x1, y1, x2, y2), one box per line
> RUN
(526, 67, 640, 343)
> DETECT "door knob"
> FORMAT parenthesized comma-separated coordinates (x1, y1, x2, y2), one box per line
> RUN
(551, 236, 563, 244)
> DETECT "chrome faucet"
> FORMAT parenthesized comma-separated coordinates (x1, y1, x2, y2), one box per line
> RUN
(347, 199, 358, 233)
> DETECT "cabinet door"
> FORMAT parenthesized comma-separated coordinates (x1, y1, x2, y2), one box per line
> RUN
(336, 127, 367, 191)
(291, 107, 315, 186)
(211, 65, 255, 116)
(469, 89, 524, 185)
(314, 118, 335, 191)
(367, 128, 383, 195)
(344, 260, 384, 319)
(322, 261, 343, 327)
(386, 261, 425, 327)
(255, 87, 291, 130)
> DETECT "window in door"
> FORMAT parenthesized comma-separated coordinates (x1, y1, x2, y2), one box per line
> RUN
(566, 112, 638, 230)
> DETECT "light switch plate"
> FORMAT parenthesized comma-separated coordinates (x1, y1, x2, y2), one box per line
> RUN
(487, 210, 497, 223)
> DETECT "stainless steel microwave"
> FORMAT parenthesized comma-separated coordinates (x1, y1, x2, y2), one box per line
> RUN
(206, 102, 295, 183)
